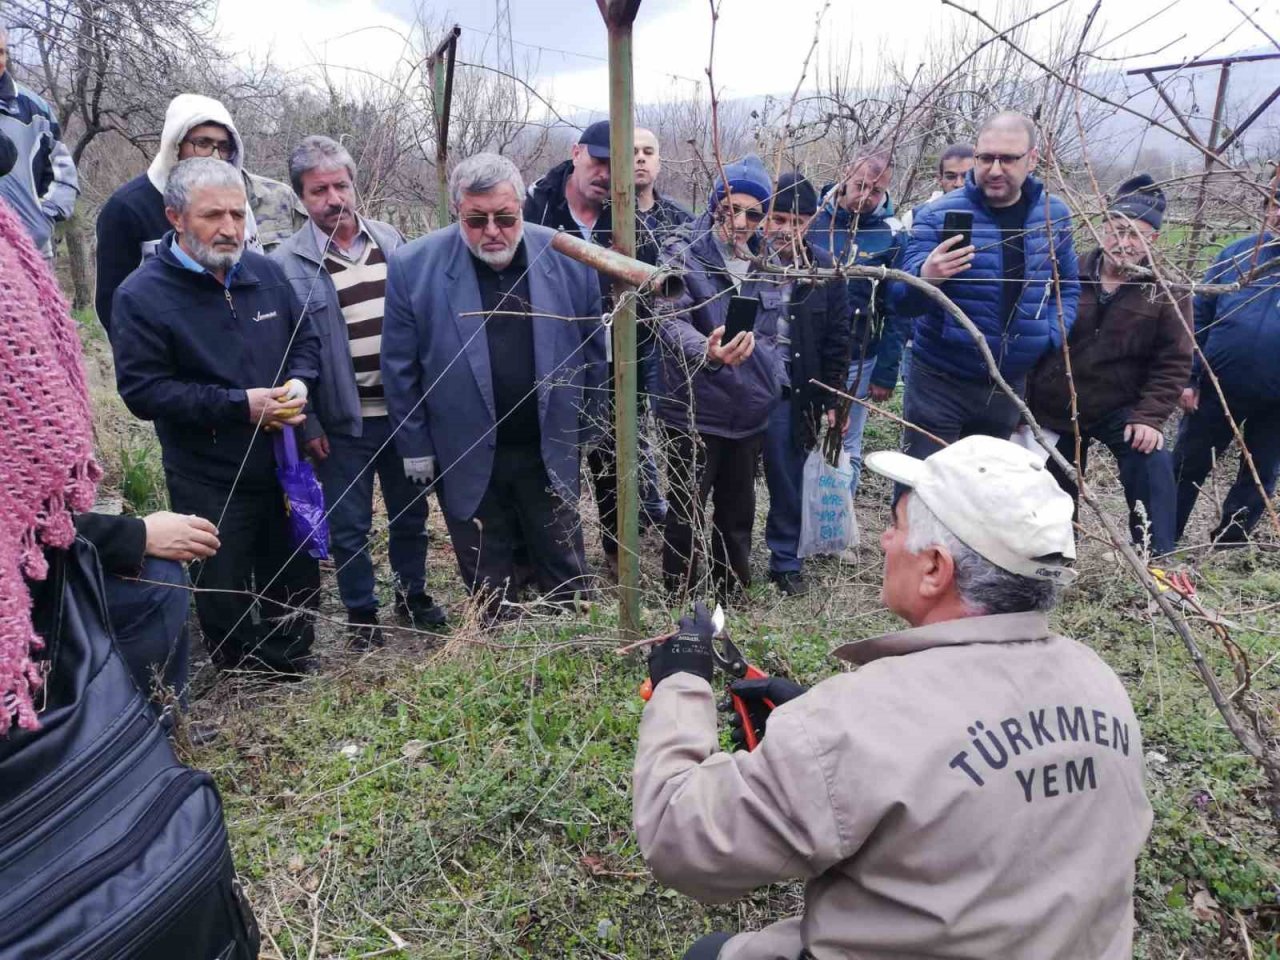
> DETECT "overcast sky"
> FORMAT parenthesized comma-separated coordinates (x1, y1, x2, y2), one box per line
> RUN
(213, 0, 1279, 117)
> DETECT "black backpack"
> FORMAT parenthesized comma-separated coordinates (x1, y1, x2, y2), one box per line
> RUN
(0, 538, 260, 960)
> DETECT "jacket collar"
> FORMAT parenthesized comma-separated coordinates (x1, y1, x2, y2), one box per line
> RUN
(156, 230, 260, 288)
(819, 191, 895, 228)
(832, 611, 1053, 665)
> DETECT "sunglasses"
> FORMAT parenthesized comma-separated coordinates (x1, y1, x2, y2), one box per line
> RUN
(724, 204, 765, 225)
(461, 212, 520, 229)
(183, 136, 235, 160)
(975, 151, 1029, 168)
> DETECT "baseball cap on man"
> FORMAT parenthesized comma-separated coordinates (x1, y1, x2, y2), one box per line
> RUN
(578, 120, 612, 160)
(867, 435, 1078, 584)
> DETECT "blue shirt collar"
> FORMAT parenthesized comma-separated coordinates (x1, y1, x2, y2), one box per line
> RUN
(169, 237, 241, 288)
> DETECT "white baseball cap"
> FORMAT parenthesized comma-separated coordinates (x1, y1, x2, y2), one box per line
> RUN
(866, 435, 1078, 584)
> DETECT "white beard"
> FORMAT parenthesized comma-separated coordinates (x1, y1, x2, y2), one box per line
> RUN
(186, 232, 244, 273)
(467, 220, 525, 269)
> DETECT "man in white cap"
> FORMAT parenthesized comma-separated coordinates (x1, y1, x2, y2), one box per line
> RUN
(633, 435, 1152, 960)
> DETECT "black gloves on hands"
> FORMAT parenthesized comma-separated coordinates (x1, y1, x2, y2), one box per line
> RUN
(721, 677, 807, 750)
(647, 601, 716, 688)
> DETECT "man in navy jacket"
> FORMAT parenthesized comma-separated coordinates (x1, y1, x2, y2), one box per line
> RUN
(112, 158, 322, 676)
(808, 148, 906, 494)
(893, 112, 1079, 460)
(760, 173, 850, 596)
(381, 153, 606, 619)
(1174, 192, 1280, 545)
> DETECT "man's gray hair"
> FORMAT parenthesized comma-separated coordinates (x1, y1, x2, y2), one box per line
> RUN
(288, 135, 356, 196)
(904, 493, 1061, 615)
(449, 153, 525, 210)
(163, 157, 244, 214)
(977, 111, 1039, 150)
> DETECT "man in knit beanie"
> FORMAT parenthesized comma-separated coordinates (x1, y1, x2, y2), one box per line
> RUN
(760, 172, 850, 595)
(1029, 172, 1190, 556)
(653, 153, 782, 602)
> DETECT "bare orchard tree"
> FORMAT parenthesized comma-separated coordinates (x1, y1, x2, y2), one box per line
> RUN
(1, 0, 218, 308)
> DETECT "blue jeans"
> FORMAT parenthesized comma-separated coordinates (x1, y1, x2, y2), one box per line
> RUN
(763, 397, 809, 574)
(842, 357, 877, 494)
(103, 557, 191, 709)
(1048, 408, 1177, 556)
(317, 416, 429, 611)
(1174, 389, 1280, 543)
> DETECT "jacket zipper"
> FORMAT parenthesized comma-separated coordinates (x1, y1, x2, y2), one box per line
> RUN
(0, 709, 152, 850)
(215, 287, 240, 445)
(1, 769, 209, 949)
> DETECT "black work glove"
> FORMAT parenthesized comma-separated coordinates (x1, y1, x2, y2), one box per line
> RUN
(647, 601, 716, 689)
(721, 677, 807, 750)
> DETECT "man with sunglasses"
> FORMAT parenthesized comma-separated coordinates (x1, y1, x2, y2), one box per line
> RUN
(382, 153, 607, 621)
(94, 93, 305, 335)
(893, 111, 1079, 462)
(0, 24, 79, 259)
(655, 154, 784, 603)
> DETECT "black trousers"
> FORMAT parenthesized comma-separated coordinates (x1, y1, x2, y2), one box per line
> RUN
(1174, 389, 1280, 543)
(441, 445, 591, 609)
(166, 473, 319, 671)
(1047, 407, 1178, 556)
(683, 933, 732, 959)
(661, 423, 764, 600)
(585, 388, 666, 558)
(901, 357, 1025, 460)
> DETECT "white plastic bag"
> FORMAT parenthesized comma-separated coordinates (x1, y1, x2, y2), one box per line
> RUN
(798, 449, 858, 558)
(1009, 424, 1058, 465)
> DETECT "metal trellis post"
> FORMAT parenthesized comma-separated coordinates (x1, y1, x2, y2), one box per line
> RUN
(428, 25, 461, 230)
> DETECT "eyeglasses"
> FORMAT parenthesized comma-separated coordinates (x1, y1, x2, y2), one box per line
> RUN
(461, 212, 521, 229)
(974, 151, 1029, 168)
(725, 204, 765, 225)
(182, 136, 235, 160)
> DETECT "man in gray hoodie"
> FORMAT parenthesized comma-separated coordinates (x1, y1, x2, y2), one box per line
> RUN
(93, 92, 303, 334)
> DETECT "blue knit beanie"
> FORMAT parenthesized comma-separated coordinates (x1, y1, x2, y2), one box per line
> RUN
(710, 154, 772, 208)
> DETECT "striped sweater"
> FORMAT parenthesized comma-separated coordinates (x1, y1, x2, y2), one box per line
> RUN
(324, 240, 389, 418)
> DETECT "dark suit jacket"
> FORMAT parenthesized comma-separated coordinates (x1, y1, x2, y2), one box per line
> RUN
(380, 222, 606, 520)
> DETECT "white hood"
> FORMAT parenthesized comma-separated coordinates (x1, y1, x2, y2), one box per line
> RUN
(147, 94, 246, 192)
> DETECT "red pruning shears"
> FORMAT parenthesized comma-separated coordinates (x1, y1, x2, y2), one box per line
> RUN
(638, 606, 774, 751)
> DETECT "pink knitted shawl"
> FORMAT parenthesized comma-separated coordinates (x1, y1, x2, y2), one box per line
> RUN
(0, 200, 101, 734)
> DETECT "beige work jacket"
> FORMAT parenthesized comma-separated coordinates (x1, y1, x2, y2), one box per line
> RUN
(633, 612, 1153, 959)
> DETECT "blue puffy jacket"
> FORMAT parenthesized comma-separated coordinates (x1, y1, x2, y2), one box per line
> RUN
(1191, 232, 1280, 401)
(892, 172, 1080, 383)
(807, 194, 906, 390)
